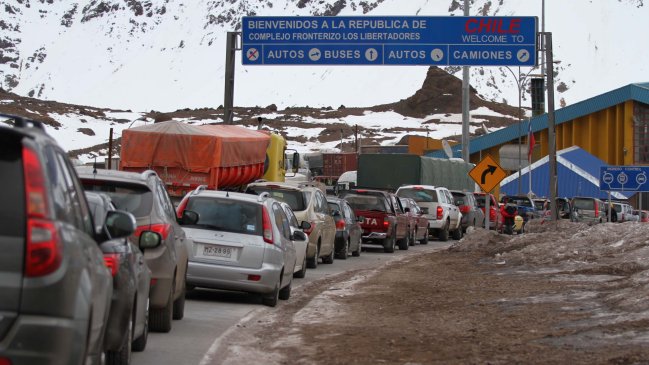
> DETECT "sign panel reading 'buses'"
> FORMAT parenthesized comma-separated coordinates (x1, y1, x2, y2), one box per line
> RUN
(241, 16, 537, 66)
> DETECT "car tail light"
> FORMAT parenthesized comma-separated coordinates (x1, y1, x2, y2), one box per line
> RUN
(248, 274, 261, 281)
(594, 202, 599, 218)
(150, 278, 157, 287)
(135, 223, 171, 240)
(336, 219, 346, 231)
(459, 206, 470, 214)
(436, 206, 443, 220)
(0, 357, 12, 365)
(23, 146, 62, 277)
(262, 206, 274, 244)
(176, 195, 189, 219)
(303, 221, 315, 235)
(383, 218, 389, 229)
(103, 253, 120, 277)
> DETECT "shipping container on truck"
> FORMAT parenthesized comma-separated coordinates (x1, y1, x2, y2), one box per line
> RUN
(321, 152, 358, 182)
(357, 154, 476, 192)
(119, 121, 275, 197)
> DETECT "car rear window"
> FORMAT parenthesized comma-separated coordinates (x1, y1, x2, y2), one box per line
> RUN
(0, 134, 25, 237)
(247, 186, 307, 211)
(572, 198, 594, 210)
(81, 180, 153, 218)
(184, 197, 261, 236)
(341, 192, 390, 212)
(396, 188, 438, 203)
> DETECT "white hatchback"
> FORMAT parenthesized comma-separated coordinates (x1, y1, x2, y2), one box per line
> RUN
(176, 187, 296, 307)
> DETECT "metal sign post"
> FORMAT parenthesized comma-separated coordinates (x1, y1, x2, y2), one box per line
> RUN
(224, 32, 241, 125)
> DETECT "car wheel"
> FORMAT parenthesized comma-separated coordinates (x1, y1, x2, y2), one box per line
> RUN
(322, 244, 335, 264)
(438, 221, 449, 241)
(452, 226, 463, 240)
(150, 284, 173, 333)
(419, 226, 429, 245)
(306, 243, 319, 269)
(172, 284, 185, 320)
(279, 279, 292, 300)
(132, 299, 148, 352)
(398, 230, 409, 250)
(262, 282, 279, 307)
(106, 310, 133, 365)
(383, 235, 395, 253)
(294, 253, 307, 278)
(337, 239, 349, 260)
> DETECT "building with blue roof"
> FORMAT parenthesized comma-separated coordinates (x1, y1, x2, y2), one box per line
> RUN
(428, 82, 649, 206)
(500, 146, 634, 200)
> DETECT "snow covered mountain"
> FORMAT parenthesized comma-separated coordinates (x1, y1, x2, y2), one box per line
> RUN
(1, 0, 647, 113)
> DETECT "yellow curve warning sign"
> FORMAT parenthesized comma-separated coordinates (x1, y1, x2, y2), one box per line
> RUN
(469, 154, 508, 193)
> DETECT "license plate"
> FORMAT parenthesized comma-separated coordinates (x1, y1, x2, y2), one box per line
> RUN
(200, 244, 235, 260)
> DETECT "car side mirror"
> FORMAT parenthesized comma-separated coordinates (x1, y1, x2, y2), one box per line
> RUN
(404, 207, 410, 213)
(104, 210, 136, 239)
(300, 221, 312, 231)
(332, 209, 341, 217)
(292, 151, 300, 171)
(292, 230, 307, 241)
(179, 210, 199, 225)
(139, 231, 162, 250)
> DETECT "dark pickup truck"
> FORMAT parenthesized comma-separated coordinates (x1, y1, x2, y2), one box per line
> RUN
(339, 188, 410, 253)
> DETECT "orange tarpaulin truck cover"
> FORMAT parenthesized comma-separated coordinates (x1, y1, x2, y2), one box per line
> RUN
(119, 121, 270, 173)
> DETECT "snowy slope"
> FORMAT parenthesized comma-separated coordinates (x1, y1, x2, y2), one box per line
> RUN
(0, 0, 647, 113)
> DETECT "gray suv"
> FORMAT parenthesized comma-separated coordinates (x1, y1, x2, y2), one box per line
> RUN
(77, 167, 190, 333)
(0, 116, 134, 364)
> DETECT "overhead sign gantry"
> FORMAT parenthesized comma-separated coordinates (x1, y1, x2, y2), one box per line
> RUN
(241, 16, 537, 66)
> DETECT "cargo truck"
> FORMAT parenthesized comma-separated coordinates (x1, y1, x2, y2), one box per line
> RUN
(119, 121, 295, 198)
(356, 154, 476, 192)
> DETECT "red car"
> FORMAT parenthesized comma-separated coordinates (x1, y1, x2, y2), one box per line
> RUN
(399, 197, 430, 245)
(634, 209, 649, 222)
(340, 189, 410, 253)
(473, 192, 502, 231)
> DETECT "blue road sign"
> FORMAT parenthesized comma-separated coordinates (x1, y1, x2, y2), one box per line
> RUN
(241, 16, 537, 66)
(600, 166, 649, 192)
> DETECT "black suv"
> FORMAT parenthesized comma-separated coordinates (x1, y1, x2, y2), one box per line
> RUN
(0, 115, 135, 364)
(77, 167, 190, 333)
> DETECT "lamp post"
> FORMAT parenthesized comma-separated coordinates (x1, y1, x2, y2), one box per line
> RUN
(504, 66, 538, 195)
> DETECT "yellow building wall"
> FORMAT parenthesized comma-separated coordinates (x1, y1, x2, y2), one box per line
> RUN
(469, 100, 640, 201)
(474, 100, 636, 170)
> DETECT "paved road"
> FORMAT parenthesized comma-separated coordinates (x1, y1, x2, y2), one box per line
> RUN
(132, 241, 450, 365)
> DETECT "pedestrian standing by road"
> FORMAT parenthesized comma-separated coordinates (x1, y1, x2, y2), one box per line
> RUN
(608, 203, 618, 222)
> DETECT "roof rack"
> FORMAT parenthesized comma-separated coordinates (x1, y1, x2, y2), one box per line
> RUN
(0, 113, 46, 131)
(191, 185, 208, 195)
(257, 191, 270, 202)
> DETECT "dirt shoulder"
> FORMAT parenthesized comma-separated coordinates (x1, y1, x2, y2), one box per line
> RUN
(212, 221, 649, 365)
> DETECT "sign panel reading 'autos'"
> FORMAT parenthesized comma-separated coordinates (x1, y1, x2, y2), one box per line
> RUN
(241, 16, 537, 66)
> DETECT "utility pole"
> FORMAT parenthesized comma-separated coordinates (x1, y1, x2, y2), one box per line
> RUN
(354, 125, 358, 153)
(461, 0, 471, 163)
(107, 127, 113, 170)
